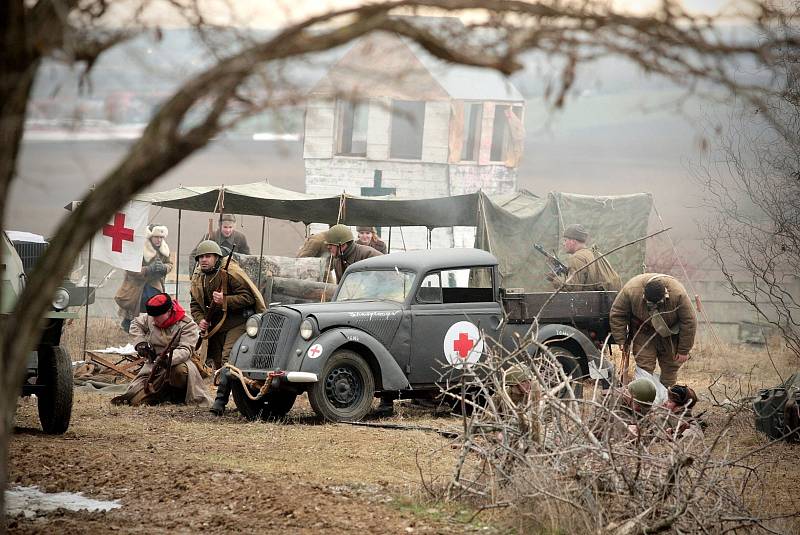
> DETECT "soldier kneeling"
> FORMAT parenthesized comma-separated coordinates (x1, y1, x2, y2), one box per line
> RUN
(112, 293, 213, 407)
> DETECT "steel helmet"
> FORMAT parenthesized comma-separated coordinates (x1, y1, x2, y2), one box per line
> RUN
(325, 224, 354, 246)
(627, 378, 657, 406)
(194, 240, 223, 260)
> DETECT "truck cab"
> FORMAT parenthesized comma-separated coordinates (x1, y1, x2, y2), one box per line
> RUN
(228, 248, 615, 422)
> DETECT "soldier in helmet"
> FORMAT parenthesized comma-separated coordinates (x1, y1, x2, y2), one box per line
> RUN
(189, 214, 250, 273)
(325, 224, 383, 282)
(610, 274, 697, 387)
(189, 240, 266, 414)
(546, 223, 620, 292)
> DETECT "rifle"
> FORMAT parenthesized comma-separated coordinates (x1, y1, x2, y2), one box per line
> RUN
(144, 328, 183, 395)
(196, 244, 236, 349)
(533, 243, 569, 277)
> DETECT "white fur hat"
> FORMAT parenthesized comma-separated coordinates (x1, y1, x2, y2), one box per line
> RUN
(148, 224, 169, 239)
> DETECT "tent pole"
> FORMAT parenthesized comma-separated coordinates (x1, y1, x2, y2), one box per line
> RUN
(82, 239, 92, 358)
(388, 227, 392, 253)
(257, 216, 266, 289)
(175, 209, 181, 297)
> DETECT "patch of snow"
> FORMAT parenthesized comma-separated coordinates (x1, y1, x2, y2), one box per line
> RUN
(5, 486, 122, 518)
(92, 343, 136, 355)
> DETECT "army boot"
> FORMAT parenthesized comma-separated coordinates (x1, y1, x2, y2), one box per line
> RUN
(210, 369, 232, 416)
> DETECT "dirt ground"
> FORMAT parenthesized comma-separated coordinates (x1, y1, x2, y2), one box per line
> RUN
(7, 338, 800, 533)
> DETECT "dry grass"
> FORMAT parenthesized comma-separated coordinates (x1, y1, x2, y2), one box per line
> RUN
(61, 316, 131, 361)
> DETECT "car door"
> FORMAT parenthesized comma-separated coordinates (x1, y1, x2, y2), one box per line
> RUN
(408, 266, 502, 385)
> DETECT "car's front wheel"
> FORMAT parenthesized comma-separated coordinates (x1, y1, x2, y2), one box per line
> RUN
(308, 349, 375, 422)
(37, 345, 73, 434)
(231, 383, 297, 420)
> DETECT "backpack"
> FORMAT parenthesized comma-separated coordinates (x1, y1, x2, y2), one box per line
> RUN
(753, 373, 800, 442)
(591, 245, 622, 292)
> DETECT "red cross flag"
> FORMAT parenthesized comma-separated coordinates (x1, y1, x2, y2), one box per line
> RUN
(91, 201, 150, 271)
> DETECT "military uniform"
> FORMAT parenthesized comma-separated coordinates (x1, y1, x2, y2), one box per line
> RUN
(297, 232, 329, 258)
(556, 246, 608, 291)
(331, 242, 383, 281)
(112, 294, 212, 407)
(609, 274, 697, 386)
(190, 257, 266, 369)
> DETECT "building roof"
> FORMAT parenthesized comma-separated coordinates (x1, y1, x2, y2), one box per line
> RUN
(309, 21, 524, 102)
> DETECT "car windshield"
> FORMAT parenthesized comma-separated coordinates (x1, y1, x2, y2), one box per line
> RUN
(336, 269, 416, 303)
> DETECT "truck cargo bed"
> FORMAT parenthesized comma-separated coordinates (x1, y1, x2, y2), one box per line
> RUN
(502, 291, 617, 333)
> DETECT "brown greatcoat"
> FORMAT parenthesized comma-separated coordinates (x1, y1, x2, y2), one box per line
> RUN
(188, 229, 251, 272)
(609, 273, 697, 385)
(362, 237, 387, 254)
(332, 241, 383, 282)
(123, 313, 212, 406)
(297, 232, 329, 258)
(552, 247, 608, 291)
(190, 260, 266, 368)
(115, 240, 174, 320)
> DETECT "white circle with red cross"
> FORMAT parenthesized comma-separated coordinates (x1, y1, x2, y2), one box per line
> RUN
(306, 343, 323, 359)
(443, 321, 484, 368)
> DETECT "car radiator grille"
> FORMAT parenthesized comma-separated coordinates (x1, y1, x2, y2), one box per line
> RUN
(253, 313, 285, 369)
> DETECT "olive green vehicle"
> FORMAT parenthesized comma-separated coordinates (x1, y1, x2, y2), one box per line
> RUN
(2, 231, 93, 434)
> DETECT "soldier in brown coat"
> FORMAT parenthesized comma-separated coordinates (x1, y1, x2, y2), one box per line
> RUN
(547, 223, 619, 291)
(112, 293, 213, 407)
(325, 224, 383, 282)
(609, 274, 697, 386)
(115, 224, 174, 332)
(189, 240, 266, 370)
(297, 230, 329, 258)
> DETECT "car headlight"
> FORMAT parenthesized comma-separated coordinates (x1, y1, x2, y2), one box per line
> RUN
(245, 314, 262, 338)
(300, 318, 314, 340)
(52, 287, 70, 310)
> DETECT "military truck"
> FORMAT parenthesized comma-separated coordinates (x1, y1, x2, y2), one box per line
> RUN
(2, 231, 93, 434)
(227, 248, 617, 422)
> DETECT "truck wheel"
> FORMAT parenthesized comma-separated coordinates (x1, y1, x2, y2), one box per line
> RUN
(308, 350, 375, 422)
(548, 346, 583, 398)
(37, 345, 73, 434)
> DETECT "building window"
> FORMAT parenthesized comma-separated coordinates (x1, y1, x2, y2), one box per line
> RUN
(490, 104, 523, 162)
(335, 100, 368, 156)
(390, 100, 425, 160)
(460, 102, 483, 162)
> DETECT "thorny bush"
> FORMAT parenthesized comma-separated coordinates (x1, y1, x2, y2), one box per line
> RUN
(436, 339, 791, 534)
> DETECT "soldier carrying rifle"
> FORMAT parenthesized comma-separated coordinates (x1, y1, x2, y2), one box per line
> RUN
(112, 293, 213, 407)
(536, 223, 621, 292)
(189, 240, 266, 416)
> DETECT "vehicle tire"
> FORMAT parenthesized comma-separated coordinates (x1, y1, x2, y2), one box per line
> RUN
(548, 345, 584, 399)
(260, 391, 297, 420)
(37, 345, 73, 435)
(308, 349, 375, 422)
(231, 382, 266, 421)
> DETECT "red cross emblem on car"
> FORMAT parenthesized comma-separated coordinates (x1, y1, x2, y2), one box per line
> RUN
(307, 343, 323, 359)
(444, 321, 484, 367)
(453, 332, 475, 359)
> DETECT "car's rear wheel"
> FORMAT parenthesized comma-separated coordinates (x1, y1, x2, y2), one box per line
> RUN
(547, 345, 584, 399)
(37, 345, 73, 434)
(308, 349, 375, 422)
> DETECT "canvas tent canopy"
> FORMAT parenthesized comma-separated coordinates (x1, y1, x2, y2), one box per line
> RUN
(136, 183, 653, 291)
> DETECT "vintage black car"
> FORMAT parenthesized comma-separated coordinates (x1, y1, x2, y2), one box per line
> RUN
(228, 248, 616, 422)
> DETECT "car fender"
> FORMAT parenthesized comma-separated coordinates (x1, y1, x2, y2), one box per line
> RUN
(300, 328, 410, 390)
(536, 323, 603, 376)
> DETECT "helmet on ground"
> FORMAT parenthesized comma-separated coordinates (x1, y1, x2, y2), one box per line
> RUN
(325, 224, 354, 246)
(195, 240, 223, 259)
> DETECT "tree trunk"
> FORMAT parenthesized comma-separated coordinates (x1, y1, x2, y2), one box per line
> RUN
(266, 276, 337, 303)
